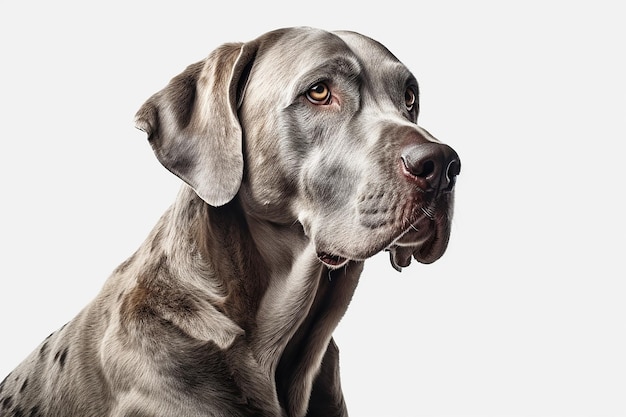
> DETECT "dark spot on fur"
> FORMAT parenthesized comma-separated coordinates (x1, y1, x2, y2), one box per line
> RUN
(29, 405, 41, 417)
(2, 395, 13, 409)
(54, 347, 69, 368)
(304, 163, 356, 208)
(120, 255, 204, 329)
(13, 405, 24, 417)
(59, 347, 68, 368)
(19, 378, 28, 393)
(39, 342, 49, 359)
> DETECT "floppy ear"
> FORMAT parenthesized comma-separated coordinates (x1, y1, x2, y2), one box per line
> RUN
(135, 41, 257, 206)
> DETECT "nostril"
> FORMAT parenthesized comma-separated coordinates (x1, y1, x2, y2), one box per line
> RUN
(448, 160, 461, 177)
(404, 157, 435, 179)
(443, 159, 461, 192)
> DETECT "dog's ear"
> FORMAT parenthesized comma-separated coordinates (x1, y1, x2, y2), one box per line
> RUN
(135, 42, 257, 206)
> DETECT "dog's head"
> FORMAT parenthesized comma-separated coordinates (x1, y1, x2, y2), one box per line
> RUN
(136, 27, 460, 271)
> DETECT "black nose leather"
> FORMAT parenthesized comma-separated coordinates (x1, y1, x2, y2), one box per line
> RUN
(401, 142, 461, 193)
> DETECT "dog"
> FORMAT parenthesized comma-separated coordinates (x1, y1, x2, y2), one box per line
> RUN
(0, 27, 460, 417)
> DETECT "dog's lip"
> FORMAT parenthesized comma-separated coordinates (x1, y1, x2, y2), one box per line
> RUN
(317, 252, 350, 269)
(386, 211, 451, 269)
(409, 218, 448, 264)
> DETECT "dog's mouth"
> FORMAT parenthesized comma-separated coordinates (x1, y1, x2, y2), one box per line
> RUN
(315, 209, 451, 271)
(317, 252, 350, 269)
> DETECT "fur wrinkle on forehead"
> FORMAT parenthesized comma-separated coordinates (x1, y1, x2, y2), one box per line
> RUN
(289, 56, 363, 99)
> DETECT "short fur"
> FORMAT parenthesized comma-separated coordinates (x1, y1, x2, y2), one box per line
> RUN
(0, 27, 460, 417)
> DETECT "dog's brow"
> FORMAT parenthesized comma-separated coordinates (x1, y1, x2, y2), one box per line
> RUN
(386, 62, 417, 88)
(293, 56, 362, 94)
(383, 65, 419, 104)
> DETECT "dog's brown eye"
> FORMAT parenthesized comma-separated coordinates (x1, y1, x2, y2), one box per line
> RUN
(307, 83, 331, 104)
(405, 88, 416, 111)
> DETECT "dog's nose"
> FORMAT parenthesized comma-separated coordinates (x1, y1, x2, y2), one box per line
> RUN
(401, 142, 461, 193)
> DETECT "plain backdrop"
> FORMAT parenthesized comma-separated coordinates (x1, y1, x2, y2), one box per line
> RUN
(1, 1, 624, 416)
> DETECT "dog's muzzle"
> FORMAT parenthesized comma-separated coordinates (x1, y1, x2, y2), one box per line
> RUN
(386, 140, 461, 270)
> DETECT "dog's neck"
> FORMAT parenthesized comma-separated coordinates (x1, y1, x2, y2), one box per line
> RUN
(142, 185, 362, 416)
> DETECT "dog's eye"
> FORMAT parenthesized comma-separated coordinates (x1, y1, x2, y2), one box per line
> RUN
(405, 88, 416, 111)
(306, 83, 331, 105)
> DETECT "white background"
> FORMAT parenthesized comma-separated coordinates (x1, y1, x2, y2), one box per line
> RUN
(1, 1, 624, 416)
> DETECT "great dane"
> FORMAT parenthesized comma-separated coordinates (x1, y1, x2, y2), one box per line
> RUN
(0, 27, 460, 417)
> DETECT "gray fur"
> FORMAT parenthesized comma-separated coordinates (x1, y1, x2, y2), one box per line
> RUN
(1, 27, 460, 417)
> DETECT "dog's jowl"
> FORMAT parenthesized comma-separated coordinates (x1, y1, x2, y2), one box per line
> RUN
(1, 27, 460, 417)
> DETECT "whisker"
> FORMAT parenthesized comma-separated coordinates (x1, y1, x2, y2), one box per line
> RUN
(421, 202, 436, 220)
